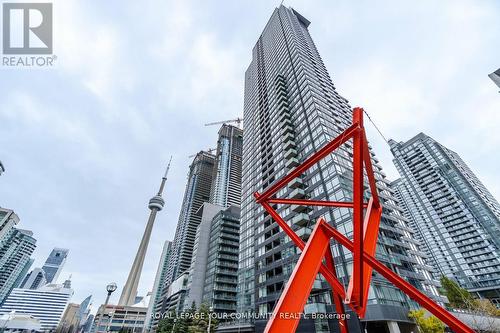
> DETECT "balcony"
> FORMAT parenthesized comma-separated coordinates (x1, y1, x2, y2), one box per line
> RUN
(289, 188, 305, 199)
(286, 157, 300, 168)
(288, 177, 302, 189)
(291, 213, 309, 227)
(216, 268, 238, 276)
(282, 125, 294, 135)
(283, 140, 295, 150)
(282, 132, 294, 143)
(278, 97, 288, 108)
(291, 204, 309, 213)
(279, 111, 290, 122)
(214, 284, 237, 292)
(280, 118, 293, 129)
(311, 279, 323, 290)
(219, 247, 239, 254)
(296, 227, 312, 240)
(304, 303, 327, 314)
(215, 277, 237, 284)
(214, 303, 237, 311)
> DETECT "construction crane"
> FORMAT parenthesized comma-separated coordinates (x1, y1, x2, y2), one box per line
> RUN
(204, 117, 243, 127)
(188, 148, 216, 158)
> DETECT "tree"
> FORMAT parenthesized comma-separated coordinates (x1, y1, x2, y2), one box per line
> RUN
(439, 276, 475, 309)
(188, 304, 218, 333)
(408, 309, 445, 333)
(157, 304, 218, 333)
(439, 276, 500, 331)
(157, 311, 182, 333)
(475, 298, 500, 317)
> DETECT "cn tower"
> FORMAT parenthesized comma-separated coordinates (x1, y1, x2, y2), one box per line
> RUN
(118, 157, 172, 306)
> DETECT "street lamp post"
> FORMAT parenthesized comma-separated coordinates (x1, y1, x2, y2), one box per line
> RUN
(170, 319, 177, 333)
(95, 282, 117, 333)
(207, 306, 214, 333)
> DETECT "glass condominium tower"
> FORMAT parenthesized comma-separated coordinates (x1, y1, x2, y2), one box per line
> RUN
(210, 124, 243, 208)
(239, 6, 439, 333)
(41, 248, 69, 284)
(162, 152, 215, 293)
(390, 133, 500, 305)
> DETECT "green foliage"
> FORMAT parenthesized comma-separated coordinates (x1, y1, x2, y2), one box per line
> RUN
(474, 299, 500, 317)
(408, 309, 445, 333)
(157, 311, 181, 333)
(156, 304, 218, 333)
(439, 276, 476, 309)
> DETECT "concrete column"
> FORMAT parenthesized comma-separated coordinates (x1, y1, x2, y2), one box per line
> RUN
(387, 321, 401, 333)
(119, 209, 158, 305)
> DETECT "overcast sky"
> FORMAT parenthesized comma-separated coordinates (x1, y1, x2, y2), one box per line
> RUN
(1, 0, 499, 312)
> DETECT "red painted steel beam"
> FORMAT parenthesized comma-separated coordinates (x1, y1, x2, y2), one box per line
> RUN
(324, 246, 348, 333)
(256, 123, 358, 203)
(266, 198, 368, 209)
(263, 219, 332, 333)
(350, 108, 364, 309)
(362, 134, 380, 209)
(346, 198, 383, 317)
(321, 222, 475, 333)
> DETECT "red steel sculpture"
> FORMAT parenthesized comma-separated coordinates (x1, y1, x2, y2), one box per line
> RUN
(254, 108, 474, 333)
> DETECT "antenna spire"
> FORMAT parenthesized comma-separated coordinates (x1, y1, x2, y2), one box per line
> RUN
(163, 156, 173, 180)
(158, 156, 172, 196)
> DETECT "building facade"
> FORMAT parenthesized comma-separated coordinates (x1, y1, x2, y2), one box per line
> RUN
(20, 267, 47, 290)
(58, 295, 92, 333)
(184, 203, 224, 310)
(0, 282, 73, 330)
(239, 6, 439, 333)
(390, 133, 500, 305)
(210, 124, 243, 208)
(162, 152, 215, 296)
(0, 208, 36, 305)
(0, 313, 42, 332)
(202, 205, 240, 314)
(489, 68, 500, 90)
(145, 240, 172, 331)
(42, 248, 69, 284)
(92, 304, 147, 333)
(57, 303, 81, 333)
(0, 208, 19, 240)
(159, 273, 189, 316)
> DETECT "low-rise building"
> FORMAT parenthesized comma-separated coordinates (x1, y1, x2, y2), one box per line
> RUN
(0, 281, 73, 330)
(92, 301, 147, 333)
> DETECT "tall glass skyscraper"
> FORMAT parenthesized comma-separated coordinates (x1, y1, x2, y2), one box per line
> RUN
(210, 124, 243, 208)
(0, 208, 36, 304)
(390, 133, 500, 305)
(239, 6, 439, 333)
(489, 68, 500, 90)
(146, 240, 172, 331)
(159, 125, 243, 321)
(42, 248, 69, 284)
(162, 152, 215, 300)
(19, 267, 47, 290)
